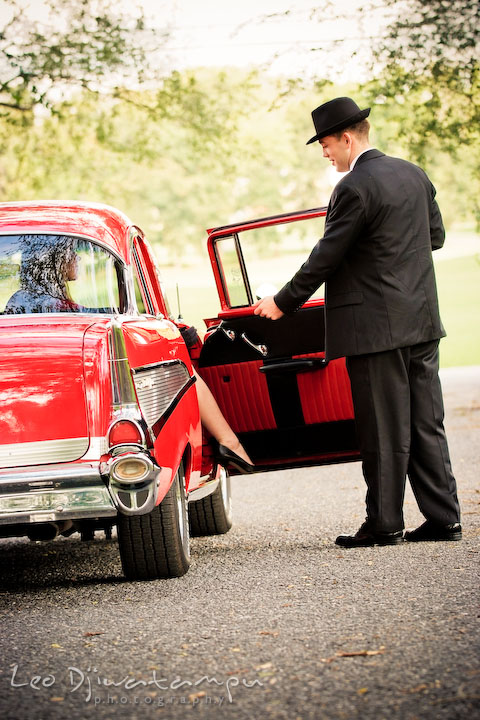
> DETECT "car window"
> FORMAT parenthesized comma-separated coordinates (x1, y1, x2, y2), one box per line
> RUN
(214, 216, 326, 308)
(0, 234, 125, 314)
(132, 271, 148, 314)
(215, 235, 251, 307)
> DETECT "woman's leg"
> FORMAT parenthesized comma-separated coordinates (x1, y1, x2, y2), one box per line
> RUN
(194, 370, 253, 465)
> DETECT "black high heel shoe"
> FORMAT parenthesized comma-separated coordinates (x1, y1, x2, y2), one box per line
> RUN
(214, 443, 255, 474)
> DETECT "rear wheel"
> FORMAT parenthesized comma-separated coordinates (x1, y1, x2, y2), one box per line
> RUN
(117, 464, 190, 580)
(189, 468, 233, 536)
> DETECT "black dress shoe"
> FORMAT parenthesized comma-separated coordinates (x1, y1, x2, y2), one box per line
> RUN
(214, 443, 255, 474)
(335, 522, 404, 548)
(404, 521, 462, 542)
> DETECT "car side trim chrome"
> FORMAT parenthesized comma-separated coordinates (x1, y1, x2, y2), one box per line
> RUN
(187, 477, 220, 502)
(82, 436, 109, 459)
(151, 374, 196, 436)
(0, 437, 89, 469)
(0, 462, 105, 487)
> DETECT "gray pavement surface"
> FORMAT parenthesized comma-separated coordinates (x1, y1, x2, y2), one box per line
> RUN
(0, 366, 479, 720)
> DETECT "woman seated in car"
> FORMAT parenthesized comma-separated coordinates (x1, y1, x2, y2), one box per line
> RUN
(4, 236, 79, 314)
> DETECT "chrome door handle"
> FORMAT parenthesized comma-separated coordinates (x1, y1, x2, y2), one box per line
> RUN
(208, 325, 236, 341)
(221, 327, 236, 341)
(241, 333, 268, 357)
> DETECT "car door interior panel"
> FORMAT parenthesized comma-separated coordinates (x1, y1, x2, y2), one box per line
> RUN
(198, 306, 358, 470)
(202, 209, 360, 472)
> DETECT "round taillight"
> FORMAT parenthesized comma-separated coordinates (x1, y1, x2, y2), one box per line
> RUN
(108, 420, 143, 447)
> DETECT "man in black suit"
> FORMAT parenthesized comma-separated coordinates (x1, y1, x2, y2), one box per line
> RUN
(254, 97, 461, 547)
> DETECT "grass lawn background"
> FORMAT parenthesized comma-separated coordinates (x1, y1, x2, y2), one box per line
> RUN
(434, 254, 480, 367)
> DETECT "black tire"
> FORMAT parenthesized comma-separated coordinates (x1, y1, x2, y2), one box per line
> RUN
(117, 464, 190, 580)
(189, 468, 233, 536)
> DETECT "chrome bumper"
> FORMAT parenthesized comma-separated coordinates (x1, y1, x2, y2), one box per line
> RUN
(0, 463, 116, 525)
(0, 450, 162, 524)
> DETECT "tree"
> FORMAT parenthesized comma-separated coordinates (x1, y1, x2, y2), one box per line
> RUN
(372, 0, 479, 73)
(0, 2, 250, 167)
(0, 0, 155, 114)
(366, 0, 479, 150)
(361, 0, 480, 224)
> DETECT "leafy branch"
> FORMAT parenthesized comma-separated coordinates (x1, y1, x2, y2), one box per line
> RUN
(0, 0, 154, 113)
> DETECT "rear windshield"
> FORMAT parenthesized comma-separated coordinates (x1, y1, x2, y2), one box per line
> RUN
(0, 234, 126, 314)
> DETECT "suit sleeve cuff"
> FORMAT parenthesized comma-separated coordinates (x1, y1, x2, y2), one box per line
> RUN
(274, 288, 301, 315)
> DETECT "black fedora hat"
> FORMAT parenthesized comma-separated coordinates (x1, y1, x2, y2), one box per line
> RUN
(306, 97, 371, 145)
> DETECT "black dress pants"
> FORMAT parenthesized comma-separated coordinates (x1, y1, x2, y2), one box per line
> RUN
(346, 340, 461, 532)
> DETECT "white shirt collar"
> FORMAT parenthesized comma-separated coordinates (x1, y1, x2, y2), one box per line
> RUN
(349, 147, 372, 171)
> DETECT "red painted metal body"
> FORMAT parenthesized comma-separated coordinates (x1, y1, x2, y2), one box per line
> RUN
(0, 201, 134, 259)
(0, 201, 205, 520)
(0, 316, 93, 445)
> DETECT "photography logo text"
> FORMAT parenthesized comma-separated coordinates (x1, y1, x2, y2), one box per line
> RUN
(9, 663, 263, 705)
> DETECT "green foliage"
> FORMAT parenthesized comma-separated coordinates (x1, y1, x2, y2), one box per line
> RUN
(363, 0, 480, 226)
(373, 0, 479, 74)
(0, 0, 150, 114)
(0, 69, 477, 257)
(0, 0, 478, 255)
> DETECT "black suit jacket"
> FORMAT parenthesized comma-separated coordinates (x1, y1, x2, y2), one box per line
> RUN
(274, 149, 446, 360)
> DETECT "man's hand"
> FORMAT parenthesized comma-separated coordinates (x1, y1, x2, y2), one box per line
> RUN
(253, 296, 284, 320)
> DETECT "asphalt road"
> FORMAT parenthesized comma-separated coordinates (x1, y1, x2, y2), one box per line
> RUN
(0, 366, 479, 720)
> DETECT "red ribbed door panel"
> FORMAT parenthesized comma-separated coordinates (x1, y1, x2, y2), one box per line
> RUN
(199, 360, 276, 434)
(294, 354, 354, 424)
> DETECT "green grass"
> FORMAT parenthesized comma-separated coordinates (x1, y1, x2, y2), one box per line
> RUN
(435, 255, 480, 367)
(162, 254, 480, 369)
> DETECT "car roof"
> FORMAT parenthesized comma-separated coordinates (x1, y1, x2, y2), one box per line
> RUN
(0, 201, 142, 259)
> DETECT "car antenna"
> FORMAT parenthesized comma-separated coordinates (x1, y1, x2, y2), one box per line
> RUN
(176, 283, 183, 321)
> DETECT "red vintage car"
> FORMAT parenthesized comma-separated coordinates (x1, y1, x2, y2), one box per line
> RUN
(0, 201, 358, 580)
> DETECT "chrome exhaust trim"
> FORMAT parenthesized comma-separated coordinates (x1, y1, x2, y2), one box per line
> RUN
(106, 448, 161, 516)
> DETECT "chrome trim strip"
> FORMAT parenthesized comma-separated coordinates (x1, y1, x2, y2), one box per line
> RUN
(0, 462, 103, 486)
(0, 437, 89, 469)
(151, 375, 196, 436)
(187, 477, 220, 503)
(131, 359, 188, 374)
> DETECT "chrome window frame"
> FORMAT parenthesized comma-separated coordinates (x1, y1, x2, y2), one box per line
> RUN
(128, 228, 158, 318)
